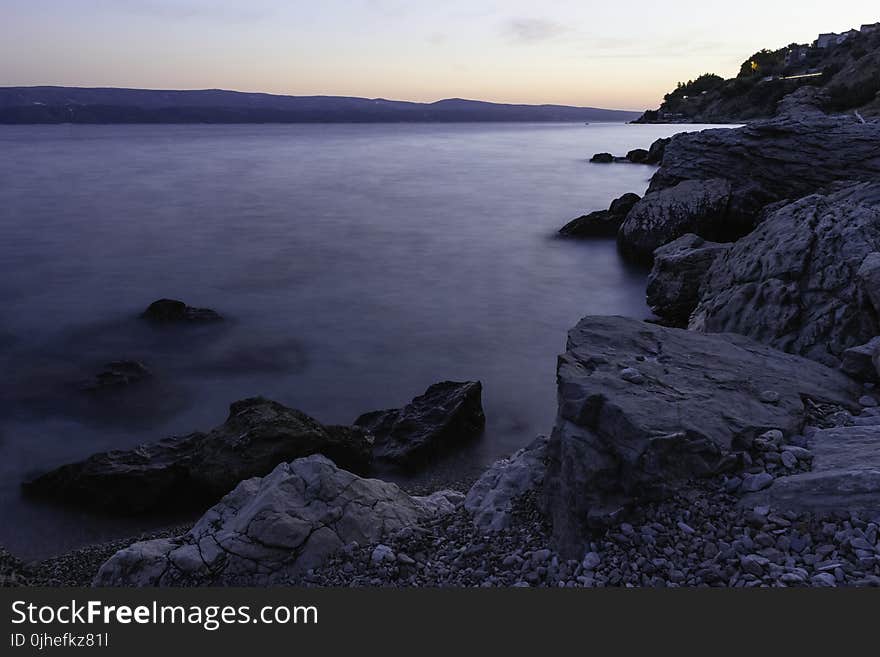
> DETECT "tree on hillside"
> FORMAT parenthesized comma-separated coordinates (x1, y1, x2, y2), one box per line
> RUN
(738, 48, 786, 77)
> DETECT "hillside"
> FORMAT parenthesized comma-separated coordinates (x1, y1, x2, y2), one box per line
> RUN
(0, 87, 641, 124)
(636, 23, 880, 123)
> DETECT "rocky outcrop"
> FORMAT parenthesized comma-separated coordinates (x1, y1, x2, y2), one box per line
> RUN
(590, 153, 614, 163)
(645, 137, 670, 165)
(354, 381, 485, 469)
(24, 397, 374, 513)
(618, 179, 733, 261)
(141, 298, 222, 323)
(464, 436, 548, 531)
(542, 316, 860, 553)
(646, 234, 731, 325)
(93, 455, 462, 586)
(690, 183, 880, 367)
(618, 114, 880, 260)
(559, 193, 641, 238)
(626, 148, 649, 164)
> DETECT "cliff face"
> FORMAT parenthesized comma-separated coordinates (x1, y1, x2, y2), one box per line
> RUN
(636, 28, 880, 123)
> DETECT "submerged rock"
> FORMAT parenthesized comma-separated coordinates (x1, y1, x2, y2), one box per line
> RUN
(141, 298, 222, 323)
(559, 193, 641, 238)
(626, 148, 650, 164)
(646, 234, 731, 325)
(23, 397, 373, 513)
(78, 360, 151, 392)
(542, 315, 860, 553)
(93, 455, 462, 586)
(355, 381, 485, 469)
(590, 152, 614, 164)
(690, 183, 880, 367)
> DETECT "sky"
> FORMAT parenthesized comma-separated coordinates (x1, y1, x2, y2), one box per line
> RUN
(1, 1, 878, 110)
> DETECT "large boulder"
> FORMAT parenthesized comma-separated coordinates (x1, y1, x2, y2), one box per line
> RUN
(354, 381, 485, 469)
(559, 193, 640, 238)
(690, 183, 880, 367)
(618, 113, 880, 260)
(841, 338, 880, 382)
(618, 179, 733, 261)
(23, 397, 374, 513)
(464, 435, 548, 532)
(543, 316, 860, 554)
(141, 298, 222, 323)
(646, 234, 731, 325)
(94, 455, 462, 586)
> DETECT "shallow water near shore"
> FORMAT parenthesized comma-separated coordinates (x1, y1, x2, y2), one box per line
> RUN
(0, 121, 723, 560)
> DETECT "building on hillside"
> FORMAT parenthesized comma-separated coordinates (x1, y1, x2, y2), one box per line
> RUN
(784, 45, 810, 66)
(861, 23, 880, 34)
(837, 29, 860, 44)
(815, 33, 838, 48)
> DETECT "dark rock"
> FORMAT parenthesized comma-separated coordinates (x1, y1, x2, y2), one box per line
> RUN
(690, 183, 880, 367)
(141, 298, 222, 323)
(626, 148, 650, 164)
(646, 234, 731, 325)
(645, 138, 671, 165)
(590, 152, 614, 164)
(841, 338, 880, 382)
(559, 193, 641, 238)
(79, 360, 151, 392)
(542, 316, 860, 553)
(618, 179, 732, 262)
(355, 381, 485, 469)
(23, 397, 374, 513)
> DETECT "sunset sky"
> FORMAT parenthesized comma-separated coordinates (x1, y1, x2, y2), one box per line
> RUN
(2, 1, 878, 110)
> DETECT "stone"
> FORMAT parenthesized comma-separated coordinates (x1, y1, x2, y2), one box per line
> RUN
(23, 397, 374, 513)
(559, 193, 641, 238)
(464, 436, 548, 532)
(759, 391, 781, 405)
(94, 455, 462, 586)
(141, 298, 222, 323)
(781, 446, 812, 462)
(841, 338, 880, 382)
(741, 473, 774, 493)
(857, 252, 880, 315)
(371, 545, 395, 564)
(646, 234, 731, 325)
(860, 396, 879, 408)
(811, 573, 837, 587)
(355, 381, 485, 470)
(690, 183, 880, 367)
(590, 152, 614, 164)
(582, 552, 602, 571)
(542, 316, 859, 553)
(780, 451, 797, 469)
(618, 179, 733, 262)
(620, 368, 645, 384)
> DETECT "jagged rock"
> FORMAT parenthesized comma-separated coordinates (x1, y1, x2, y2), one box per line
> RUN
(23, 397, 374, 513)
(841, 338, 880, 382)
(354, 381, 485, 469)
(690, 183, 880, 367)
(626, 148, 650, 164)
(646, 137, 671, 165)
(464, 436, 548, 531)
(93, 455, 462, 586)
(646, 234, 731, 325)
(141, 298, 222, 323)
(742, 424, 880, 516)
(857, 252, 880, 315)
(590, 152, 614, 164)
(559, 193, 641, 238)
(78, 360, 151, 392)
(542, 316, 860, 553)
(619, 113, 880, 259)
(618, 179, 732, 261)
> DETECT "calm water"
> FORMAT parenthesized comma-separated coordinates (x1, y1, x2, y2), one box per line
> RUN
(0, 122, 719, 559)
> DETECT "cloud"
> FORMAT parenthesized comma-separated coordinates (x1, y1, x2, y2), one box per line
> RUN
(504, 18, 571, 43)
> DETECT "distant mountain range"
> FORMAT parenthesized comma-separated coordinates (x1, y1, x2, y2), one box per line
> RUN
(0, 87, 641, 124)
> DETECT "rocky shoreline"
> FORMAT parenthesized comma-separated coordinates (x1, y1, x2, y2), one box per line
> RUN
(4, 90, 880, 589)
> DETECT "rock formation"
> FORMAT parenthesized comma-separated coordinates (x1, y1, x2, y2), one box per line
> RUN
(559, 193, 641, 238)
